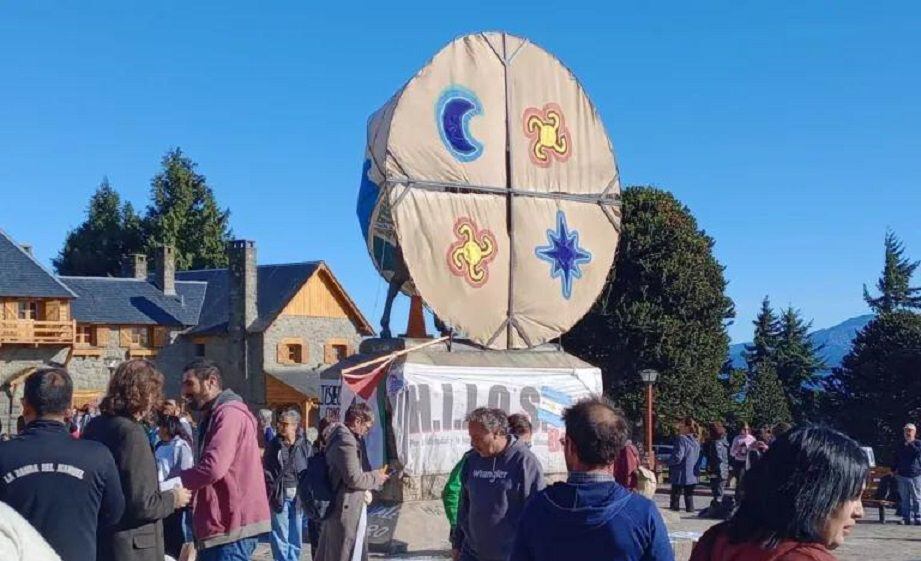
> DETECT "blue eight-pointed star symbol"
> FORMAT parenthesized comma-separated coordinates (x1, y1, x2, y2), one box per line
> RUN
(535, 211, 592, 300)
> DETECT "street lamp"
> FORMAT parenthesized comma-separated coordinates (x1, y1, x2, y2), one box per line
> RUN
(639, 369, 659, 469)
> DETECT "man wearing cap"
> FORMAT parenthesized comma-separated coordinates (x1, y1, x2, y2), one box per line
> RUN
(893, 423, 921, 525)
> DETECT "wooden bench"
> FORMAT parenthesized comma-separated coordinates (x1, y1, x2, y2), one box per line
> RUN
(862, 466, 896, 523)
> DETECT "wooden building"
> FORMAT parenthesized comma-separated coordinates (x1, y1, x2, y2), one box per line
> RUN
(0, 229, 373, 431)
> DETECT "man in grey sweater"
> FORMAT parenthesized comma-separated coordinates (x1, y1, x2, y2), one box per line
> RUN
(452, 408, 545, 561)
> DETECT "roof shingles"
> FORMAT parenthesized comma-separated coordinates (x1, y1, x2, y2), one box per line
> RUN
(0, 229, 75, 299)
(62, 277, 206, 326)
(177, 262, 320, 334)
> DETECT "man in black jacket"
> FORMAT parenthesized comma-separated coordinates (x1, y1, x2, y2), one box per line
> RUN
(893, 422, 921, 525)
(0, 367, 125, 561)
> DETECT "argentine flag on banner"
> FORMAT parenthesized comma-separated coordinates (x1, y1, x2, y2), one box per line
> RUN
(538, 386, 572, 428)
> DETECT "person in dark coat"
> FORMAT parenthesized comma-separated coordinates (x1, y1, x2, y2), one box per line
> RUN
(264, 408, 312, 561)
(668, 417, 701, 513)
(0, 367, 124, 561)
(700, 422, 731, 518)
(83, 359, 191, 561)
(307, 417, 332, 555)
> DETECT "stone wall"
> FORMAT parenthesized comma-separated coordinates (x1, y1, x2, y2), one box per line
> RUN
(0, 346, 70, 433)
(156, 332, 200, 399)
(160, 333, 264, 409)
(264, 316, 362, 372)
(67, 326, 189, 401)
(158, 315, 362, 411)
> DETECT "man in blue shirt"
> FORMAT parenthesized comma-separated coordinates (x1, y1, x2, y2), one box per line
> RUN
(511, 397, 673, 561)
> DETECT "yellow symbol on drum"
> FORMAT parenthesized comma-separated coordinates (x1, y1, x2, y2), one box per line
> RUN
(523, 103, 572, 167)
(447, 218, 498, 288)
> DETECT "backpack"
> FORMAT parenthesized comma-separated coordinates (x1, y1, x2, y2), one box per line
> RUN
(635, 465, 658, 500)
(297, 451, 339, 521)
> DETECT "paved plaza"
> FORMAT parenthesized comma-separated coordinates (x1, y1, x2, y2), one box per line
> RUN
(251, 492, 921, 561)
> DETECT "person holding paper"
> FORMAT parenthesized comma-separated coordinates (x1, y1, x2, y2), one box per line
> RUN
(156, 415, 195, 558)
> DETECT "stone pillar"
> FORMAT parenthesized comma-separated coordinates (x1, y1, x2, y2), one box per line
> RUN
(227, 241, 257, 393)
(228, 240, 257, 331)
(154, 246, 176, 296)
(121, 254, 148, 280)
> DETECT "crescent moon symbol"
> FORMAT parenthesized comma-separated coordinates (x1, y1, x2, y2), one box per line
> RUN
(436, 86, 484, 162)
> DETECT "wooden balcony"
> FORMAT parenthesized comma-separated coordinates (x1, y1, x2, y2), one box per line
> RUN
(0, 319, 75, 346)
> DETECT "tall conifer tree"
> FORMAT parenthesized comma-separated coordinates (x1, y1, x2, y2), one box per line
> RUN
(145, 148, 232, 270)
(743, 296, 780, 373)
(563, 186, 735, 433)
(774, 307, 825, 421)
(863, 230, 921, 313)
(54, 178, 144, 276)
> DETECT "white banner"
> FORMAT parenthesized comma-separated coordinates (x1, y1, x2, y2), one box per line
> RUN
(388, 362, 601, 476)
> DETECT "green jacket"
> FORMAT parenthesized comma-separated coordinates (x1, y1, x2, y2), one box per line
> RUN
(441, 452, 470, 528)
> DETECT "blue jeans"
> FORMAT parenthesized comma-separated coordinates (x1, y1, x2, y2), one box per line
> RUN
(270, 492, 304, 561)
(198, 537, 259, 561)
(896, 474, 921, 523)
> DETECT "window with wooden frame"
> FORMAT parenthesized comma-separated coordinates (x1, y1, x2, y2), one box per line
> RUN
(17, 300, 39, 320)
(324, 338, 353, 364)
(276, 338, 307, 365)
(75, 324, 96, 346)
(130, 327, 149, 347)
(120, 326, 152, 348)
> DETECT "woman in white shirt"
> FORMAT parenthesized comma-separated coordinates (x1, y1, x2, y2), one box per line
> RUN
(155, 415, 194, 558)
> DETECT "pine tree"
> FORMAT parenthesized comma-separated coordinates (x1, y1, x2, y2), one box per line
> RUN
(863, 230, 921, 313)
(720, 360, 753, 426)
(563, 186, 736, 434)
(828, 311, 921, 458)
(144, 148, 232, 270)
(774, 307, 825, 421)
(743, 296, 780, 373)
(827, 232, 921, 461)
(747, 362, 792, 428)
(53, 178, 145, 276)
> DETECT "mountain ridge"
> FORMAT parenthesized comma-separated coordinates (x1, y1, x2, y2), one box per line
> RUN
(729, 314, 873, 371)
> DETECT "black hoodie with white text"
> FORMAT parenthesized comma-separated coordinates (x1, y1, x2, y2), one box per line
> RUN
(453, 437, 545, 561)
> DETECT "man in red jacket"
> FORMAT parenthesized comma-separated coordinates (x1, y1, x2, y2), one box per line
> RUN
(180, 359, 271, 561)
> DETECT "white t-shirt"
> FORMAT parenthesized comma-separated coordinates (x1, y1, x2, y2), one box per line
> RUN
(155, 437, 194, 483)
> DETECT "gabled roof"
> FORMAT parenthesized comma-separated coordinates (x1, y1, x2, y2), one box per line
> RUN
(177, 261, 374, 336)
(0, 229, 76, 299)
(61, 277, 206, 326)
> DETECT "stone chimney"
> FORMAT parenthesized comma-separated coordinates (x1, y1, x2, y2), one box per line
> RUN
(153, 246, 176, 296)
(227, 240, 257, 331)
(121, 254, 148, 280)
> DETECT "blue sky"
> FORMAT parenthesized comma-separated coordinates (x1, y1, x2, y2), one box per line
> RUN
(2, 2, 919, 343)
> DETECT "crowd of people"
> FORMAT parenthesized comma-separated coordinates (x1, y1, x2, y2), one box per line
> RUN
(0, 359, 914, 561)
(661, 419, 797, 519)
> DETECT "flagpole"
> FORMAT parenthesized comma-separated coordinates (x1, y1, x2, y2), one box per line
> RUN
(341, 336, 450, 377)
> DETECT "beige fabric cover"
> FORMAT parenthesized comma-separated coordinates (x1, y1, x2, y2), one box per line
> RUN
(362, 32, 620, 349)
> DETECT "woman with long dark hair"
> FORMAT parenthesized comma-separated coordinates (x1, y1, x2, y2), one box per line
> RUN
(83, 359, 191, 561)
(690, 425, 868, 561)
